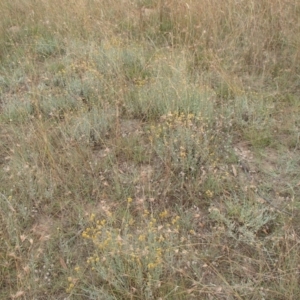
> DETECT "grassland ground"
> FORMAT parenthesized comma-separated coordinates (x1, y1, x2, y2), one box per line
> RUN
(1, 0, 300, 299)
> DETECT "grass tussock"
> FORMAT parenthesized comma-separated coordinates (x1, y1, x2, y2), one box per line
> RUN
(1, 0, 300, 299)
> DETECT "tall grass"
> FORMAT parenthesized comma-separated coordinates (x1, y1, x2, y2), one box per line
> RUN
(1, 0, 300, 299)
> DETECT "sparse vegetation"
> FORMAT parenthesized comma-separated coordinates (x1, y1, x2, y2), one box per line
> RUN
(1, 0, 300, 299)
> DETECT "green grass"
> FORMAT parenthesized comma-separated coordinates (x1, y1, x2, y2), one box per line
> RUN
(1, 0, 300, 299)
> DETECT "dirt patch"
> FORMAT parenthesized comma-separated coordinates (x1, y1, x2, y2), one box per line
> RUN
(233, 141, 253, 163)
(233, 140, 297, 215)
(233, 141, 280, 175)
(257, 148, 281, 174)
(139, 164, 154, 183)
(119, 119, 143, 137)
(31, 215, 53, 243)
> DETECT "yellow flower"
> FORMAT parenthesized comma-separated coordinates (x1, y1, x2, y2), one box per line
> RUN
(82, 228, 91, 239)
(180, 147, 186, 158)
(74, 266, 80, 272)
(205, 190, 214, 198)
(143, 210, 149, 217)
(66, 283, 75, 293)
(159, 210, 168, 219)
(171, 215, 180, 225)
(138, 234, 146, 241)
(148, 262, 156, 269)
(149, 218, 157, 228)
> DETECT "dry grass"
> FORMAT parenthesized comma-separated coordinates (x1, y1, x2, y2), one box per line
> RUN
(1, 0, 300, 299)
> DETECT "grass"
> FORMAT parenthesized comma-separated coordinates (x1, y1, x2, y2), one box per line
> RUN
(0, 0, 300, 299)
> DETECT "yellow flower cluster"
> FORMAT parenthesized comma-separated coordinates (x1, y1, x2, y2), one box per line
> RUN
(81, 219, 106, 240)
(171, 215, 180, 225)
(148, 111, 210, 175)
(159, 210, 168, 219)
(78, 206, 182, 280)
(205, 190, 214, 198)
(66, 276, 78, 293)
(66, 196, 199, 295)
(133, 77, 149, 86)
